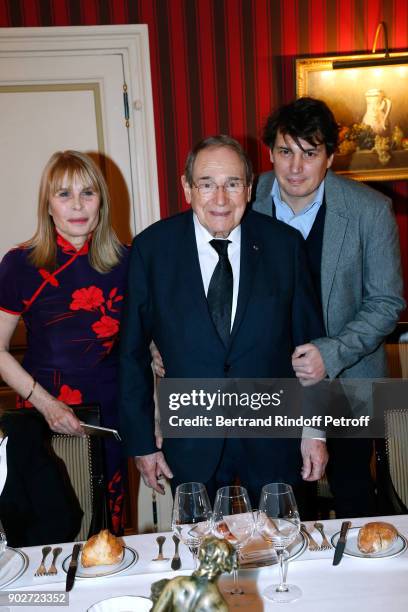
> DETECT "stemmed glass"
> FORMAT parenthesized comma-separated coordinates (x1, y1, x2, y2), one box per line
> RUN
(211, 485, 255, 596)
(257, 482, 301, 603)
(171, 482, 212, 567)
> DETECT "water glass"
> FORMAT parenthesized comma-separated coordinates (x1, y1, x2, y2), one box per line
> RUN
(257, 482, 301, 603)
(171, 482, 212, 566)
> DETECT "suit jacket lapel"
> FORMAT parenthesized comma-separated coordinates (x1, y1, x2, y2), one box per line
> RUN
(230, 214, 261, 345)
(320, 171, 349, 328)
(177, 211, 227, 346)
(176, 211, 211, 317)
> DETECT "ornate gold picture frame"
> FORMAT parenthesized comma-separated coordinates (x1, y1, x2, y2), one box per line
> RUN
(296, 53, 408, 181)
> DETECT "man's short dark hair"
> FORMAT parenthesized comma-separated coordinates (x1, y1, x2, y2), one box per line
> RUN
(184, 135, 253, 186)
(262, 97, 339, 156)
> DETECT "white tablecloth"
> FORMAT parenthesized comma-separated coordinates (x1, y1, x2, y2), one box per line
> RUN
(2, 515, 408, 611)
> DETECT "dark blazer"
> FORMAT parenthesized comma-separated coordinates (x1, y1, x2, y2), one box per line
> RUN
(119, 209, 324, 484)
(253, 169, 405, 380)
(0, 413, 82, 548)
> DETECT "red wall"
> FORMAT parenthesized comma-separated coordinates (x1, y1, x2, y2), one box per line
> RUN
(1, 0, 407, 306)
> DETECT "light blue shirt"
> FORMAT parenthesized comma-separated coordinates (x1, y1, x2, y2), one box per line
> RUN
(271, 179, 325, 239)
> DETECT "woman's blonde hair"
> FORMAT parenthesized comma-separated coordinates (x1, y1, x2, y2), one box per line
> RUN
(25, 150, 124, 273)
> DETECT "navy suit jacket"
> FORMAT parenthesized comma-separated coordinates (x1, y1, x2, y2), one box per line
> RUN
(119, 209, 324, 483)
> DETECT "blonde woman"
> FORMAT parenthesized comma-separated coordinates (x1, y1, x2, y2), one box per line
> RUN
(0, 151, 129, 533)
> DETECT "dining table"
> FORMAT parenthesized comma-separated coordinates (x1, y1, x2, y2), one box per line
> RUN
(1, 514, 408, 611)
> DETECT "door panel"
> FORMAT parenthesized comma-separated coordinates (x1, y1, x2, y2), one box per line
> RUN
(0, 53, 132, 255)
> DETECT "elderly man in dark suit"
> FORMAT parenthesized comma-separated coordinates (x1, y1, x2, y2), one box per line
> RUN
(253, 98, 405, 516)
(119, 135, 327, 504)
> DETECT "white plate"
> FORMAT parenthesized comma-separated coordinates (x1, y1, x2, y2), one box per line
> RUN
(240, 531, 306, 568)
(87, 595, 152, 612)
(0, 547, 29, 589)
(62, 545, 138, 578)
(331, 527, 407, 559)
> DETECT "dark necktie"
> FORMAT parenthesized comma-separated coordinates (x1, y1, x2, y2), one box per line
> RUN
(207, 239, 233, 346)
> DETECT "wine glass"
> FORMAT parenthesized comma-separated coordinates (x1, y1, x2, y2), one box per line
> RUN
(257, 482, 301, 603)
(171, 482, 212, 567)
(211, 485, 255, 596)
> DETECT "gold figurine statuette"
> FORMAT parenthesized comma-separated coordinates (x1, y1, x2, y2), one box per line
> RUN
(151, 535, 237, 611)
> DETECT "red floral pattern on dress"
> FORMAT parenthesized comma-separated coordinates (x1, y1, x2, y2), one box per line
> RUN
(102, 340, 115, 354)
(108, 470, 125, 534)
(106, 287, 123, 311)
(92, 315, 120, 338)
(70, 286, 104, 311)
(64, 285, 123, 353)
(57, 384, 83, 404)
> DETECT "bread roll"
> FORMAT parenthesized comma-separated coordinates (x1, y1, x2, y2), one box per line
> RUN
(81, 529, 123, 567)
(357, 521, 398, 554)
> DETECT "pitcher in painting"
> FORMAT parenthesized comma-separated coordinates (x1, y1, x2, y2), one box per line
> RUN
(362, 88, 392, 135)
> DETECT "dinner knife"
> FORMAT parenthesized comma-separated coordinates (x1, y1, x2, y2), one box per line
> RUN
(333, 521, 351, 566)
(66, 543, 82, 591)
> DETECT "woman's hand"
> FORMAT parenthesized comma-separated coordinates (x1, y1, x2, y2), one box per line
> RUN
(42, 400, 85, 436)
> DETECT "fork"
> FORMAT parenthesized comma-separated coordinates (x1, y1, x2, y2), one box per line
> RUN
(314, 522, 333, 550)
(300, 524, 321, 551)
(47, 547, 62, 576)
(34, 546, 52, 576)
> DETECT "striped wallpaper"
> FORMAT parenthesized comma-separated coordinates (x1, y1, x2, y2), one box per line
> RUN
(1, 0, 408, 308)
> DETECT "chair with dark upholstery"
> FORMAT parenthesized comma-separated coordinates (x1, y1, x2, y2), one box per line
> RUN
(374, 382, 408, 515)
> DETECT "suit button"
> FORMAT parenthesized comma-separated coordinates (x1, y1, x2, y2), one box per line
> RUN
(224, 363, 231, 373)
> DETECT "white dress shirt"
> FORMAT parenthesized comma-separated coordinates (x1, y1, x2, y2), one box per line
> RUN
(193, 213, 240, 330)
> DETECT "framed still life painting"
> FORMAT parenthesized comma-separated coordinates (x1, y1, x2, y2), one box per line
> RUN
(296, 53, 408, 181)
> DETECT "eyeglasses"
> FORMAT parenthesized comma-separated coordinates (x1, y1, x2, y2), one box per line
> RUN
(193, 179, 246, 196)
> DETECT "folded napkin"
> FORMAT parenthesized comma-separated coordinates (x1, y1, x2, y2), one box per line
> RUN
(240, 533, 277, 563)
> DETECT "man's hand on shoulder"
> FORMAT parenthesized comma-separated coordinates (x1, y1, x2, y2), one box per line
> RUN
(150, 341, 165, 378)
(135, 451, 173, 494)
(292, 343, 326, 386)
(300, 439, 328, 481)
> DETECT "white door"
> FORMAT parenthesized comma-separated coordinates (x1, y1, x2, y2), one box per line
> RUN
(0, 26, 160, 257)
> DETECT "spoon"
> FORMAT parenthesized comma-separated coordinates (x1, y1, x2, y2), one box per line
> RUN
(152, 535, 169, 561)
